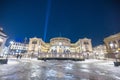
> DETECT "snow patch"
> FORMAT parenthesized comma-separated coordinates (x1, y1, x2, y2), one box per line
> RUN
(112, 75, 120, 80)
(64, 63, 73, 70)
(80, 69, 90, 73)
(77, 59, 104, 63)
(80, 64, 89, 68)
(46, 69, 57, 77)
(95, 70, 105, 75)
(8, 60, 19, 64)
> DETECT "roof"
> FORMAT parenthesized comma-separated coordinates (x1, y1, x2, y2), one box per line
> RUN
(50, 37, 71, 42)
(0, 28, 7, 38)
(104, 32, 120, 42)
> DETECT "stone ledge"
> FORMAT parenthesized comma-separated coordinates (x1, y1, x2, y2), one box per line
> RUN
(0, 58, 8, 64)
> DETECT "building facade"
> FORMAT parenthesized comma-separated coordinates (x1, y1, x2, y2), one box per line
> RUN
(93, 44, 107, 59)
(104, 33, 120, 58)
(9, 42, 28, 55)
(0, 28, 8, 57)
(28, 37, 92, 58)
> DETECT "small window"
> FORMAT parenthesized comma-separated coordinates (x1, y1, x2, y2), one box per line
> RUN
(84, 42, 89, 45)
(32, 41, 37, 44)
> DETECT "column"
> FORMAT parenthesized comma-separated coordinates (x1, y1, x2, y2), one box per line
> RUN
(115, 40, 119, 48)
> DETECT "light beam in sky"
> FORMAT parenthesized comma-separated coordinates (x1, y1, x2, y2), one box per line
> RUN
(43, 0, 51, 41)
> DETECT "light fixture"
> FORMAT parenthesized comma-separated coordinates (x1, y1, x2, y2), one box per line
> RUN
(38, 46, 41, 48)
(116, 50, 119, 53)
(110, 43, 113, 48)
(10, 41, 14, 44)
(59, 42, 62, 45)
(0, 38, 3, 42)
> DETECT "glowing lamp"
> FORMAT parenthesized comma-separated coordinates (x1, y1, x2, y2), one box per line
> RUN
(0, 38, 3, 42)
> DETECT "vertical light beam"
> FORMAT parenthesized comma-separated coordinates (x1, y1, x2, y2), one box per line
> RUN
(43, 0, 51, 41)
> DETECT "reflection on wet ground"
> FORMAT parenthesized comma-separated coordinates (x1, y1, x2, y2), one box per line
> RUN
(0, 59, 120, 80)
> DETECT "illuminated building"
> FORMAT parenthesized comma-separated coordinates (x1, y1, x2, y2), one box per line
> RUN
(0, 28, 8, 57)
(9, 41, 28, 55)
(28, 37, 92, 58)
(104, 32, 120, 58)
(93, 45, 107, 59)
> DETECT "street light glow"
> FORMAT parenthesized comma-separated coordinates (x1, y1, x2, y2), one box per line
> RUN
(59, 42, 62, 45)
(0, 38, 3, 42)
(10, 41, 14, 44)
(110, 43, 114, 48)
(116, 50, 119, 53)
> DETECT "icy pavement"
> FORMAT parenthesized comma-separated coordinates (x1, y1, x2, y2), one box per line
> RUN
(0, 59, 120, 80)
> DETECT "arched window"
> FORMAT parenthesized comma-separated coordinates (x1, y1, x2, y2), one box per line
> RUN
(32, 40, 37, 44)
(109, 41, 117, 49)
(84, 41, 89, 51)
(84, 42, 89, 45)
(32, 40, 37, 51)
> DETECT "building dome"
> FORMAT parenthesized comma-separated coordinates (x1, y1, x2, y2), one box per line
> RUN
(50, 37, 71, 46)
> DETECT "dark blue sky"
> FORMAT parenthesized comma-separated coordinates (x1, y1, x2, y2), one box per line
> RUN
(0, 0, 120, 46)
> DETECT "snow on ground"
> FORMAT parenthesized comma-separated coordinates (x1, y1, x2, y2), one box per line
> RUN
(77, 59, 120, 73)
(1, 58, 120, 80)
(76, 59, 104, 63)
(95, 60, 120, 75)
(8, 59, 19, 64)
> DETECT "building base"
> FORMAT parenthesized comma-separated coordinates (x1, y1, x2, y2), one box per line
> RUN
(0, 58, 8, 64)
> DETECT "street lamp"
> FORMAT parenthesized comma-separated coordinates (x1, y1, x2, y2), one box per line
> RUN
(10, 41, 14, 45)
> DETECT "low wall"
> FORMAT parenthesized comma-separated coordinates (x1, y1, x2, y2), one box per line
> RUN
(0, 58, 8, 64)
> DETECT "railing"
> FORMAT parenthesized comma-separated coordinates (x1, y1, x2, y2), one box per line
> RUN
(37, 53, 84, 61)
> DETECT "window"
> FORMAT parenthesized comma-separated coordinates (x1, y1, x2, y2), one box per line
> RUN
(84, 42, 89, 45)
(32, 40, 37, 44)
(109, 41, 117, 49)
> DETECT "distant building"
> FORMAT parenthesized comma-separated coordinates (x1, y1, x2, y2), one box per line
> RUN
(93, 44, 107, 59)
(78, 38, 92, 52)
(104, 32, 120, 58)
(0, 28, 8, 57)
(9, 42, 28, 55)
(28, 37, 92, 58)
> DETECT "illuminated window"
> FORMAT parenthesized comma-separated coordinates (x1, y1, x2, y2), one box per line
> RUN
(109, 41, 117, 49)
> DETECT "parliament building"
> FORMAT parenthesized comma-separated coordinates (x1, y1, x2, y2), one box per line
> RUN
(28, 37, 92, 58)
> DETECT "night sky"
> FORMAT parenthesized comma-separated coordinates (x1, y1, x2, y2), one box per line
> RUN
(0, 0, 120, 46)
